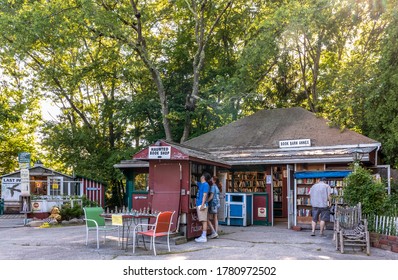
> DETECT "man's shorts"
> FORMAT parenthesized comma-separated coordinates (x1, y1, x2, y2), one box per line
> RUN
(197, 206, 208, 222)
(312, 207, 330, 222)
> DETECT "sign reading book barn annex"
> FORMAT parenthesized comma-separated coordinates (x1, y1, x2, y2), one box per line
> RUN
(279, 139, 311, 148)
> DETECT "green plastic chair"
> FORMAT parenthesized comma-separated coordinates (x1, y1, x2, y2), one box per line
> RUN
(83, 207, 119, 249)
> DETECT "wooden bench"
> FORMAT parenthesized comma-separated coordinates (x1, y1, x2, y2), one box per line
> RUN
(334, 202, 370, 255)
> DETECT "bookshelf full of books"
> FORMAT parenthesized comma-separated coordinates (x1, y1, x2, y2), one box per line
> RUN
(272, 167, 284, 218)
(190, 163, 213, 209)
(296, 178, 314, 223)
(296, 177, 346, 224)
(327, 179, 346, 222)
(226, 172, 267, 193)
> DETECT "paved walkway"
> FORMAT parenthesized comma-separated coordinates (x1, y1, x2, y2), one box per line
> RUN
(0, 215, 397, 260)
(0, 214, 25, 219)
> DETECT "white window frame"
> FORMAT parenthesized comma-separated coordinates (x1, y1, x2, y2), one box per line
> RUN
(47, 177, 63, 196)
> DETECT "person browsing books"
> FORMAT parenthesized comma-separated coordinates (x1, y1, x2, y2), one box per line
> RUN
(193, 172, 211, 242)
(309, 177, 331, 236)
(207, 176, 221, 239)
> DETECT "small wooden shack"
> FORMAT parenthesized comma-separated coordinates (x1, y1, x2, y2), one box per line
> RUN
(1, 161, 105, 217)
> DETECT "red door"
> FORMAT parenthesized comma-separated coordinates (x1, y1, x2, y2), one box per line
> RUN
(150, 162, 181, 232)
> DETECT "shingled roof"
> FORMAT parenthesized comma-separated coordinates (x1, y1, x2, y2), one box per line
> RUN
(184, 107, 381, 165)
(132, 139, 230, 168)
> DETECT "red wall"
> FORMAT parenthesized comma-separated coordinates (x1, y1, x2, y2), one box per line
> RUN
(81, 178, 105, 207)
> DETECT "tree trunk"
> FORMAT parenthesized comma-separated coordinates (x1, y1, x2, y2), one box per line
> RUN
(180, 0, 232, 143)
(130, 0, 173, 142)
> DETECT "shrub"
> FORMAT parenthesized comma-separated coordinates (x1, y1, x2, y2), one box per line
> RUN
(81, 195, 99, 207)
(343, 165, 387, 215)
(383, 179, 398, 216)
(60, 204, 84, 221)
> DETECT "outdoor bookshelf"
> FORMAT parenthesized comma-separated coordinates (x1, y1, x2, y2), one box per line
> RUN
(272, 167, 284, 218)
(225, 171, 267, 193)
(295, 171, 349, 224)
(190, 163, 213, 209)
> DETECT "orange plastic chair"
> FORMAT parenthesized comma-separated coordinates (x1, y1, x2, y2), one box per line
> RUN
(132, 211, 175, 255)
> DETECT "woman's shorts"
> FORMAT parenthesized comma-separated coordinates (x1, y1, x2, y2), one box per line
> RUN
(208, 205, 219, 214)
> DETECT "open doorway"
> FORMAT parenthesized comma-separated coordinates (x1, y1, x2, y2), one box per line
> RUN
(272, 165, 288, 225)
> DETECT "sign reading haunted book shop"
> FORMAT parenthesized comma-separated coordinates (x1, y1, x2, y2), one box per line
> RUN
(148, 146, 171, 159)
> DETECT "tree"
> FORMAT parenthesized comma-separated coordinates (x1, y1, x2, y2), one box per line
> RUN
(0, 0, 148, 206)
(365, 3, 398, 168)
(75, 0, 234, 142)
(2, 0, 398, 205)
(179, 0, 232, 142)
(0, 73, 41, 174)
(322, 0, 388, 132)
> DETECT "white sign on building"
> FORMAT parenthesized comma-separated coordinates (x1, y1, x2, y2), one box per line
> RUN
(279, 139, 311, 148)
(1, 178, 22, 201)
(20, 168, 30, 195)
(148, 146, 171, 159)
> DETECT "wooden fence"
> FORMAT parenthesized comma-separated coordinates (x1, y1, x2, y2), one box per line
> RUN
(366, 214, 398, 236)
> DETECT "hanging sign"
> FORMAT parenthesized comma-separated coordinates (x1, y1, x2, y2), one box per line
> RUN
(148, 146, 171, 159)
(32, 201, 42, 212)
(18, 152, 31, 169)
(279, 139, 311, 148)
(19, 162, 30, 169)
(111, 214, 123, 226)
(20, 168, 30, 195)
(18, 152, 31, 163)
(258, 207, 267, 218)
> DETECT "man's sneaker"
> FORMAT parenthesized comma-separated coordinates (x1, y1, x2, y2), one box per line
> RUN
(209, 232, 219, 239)
(195, 236, 207, 243)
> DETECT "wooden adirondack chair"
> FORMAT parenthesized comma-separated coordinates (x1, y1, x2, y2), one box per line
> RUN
(334, 202, 370, 255)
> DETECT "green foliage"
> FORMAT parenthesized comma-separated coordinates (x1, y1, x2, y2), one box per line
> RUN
(365, 9, 398, 168)
(81, 195, 99, 208)
(60, 195, 102, 221)
(383, 179, 398, 216)
(2, 0, 398, 208)
(343, 166, 387, 215)
(60, 204, 84, 221)
(367, 179, 398, 234)
(0, 87, 41, 174)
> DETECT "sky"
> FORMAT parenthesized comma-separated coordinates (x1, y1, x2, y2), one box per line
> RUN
(40, 98, 60, 121)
